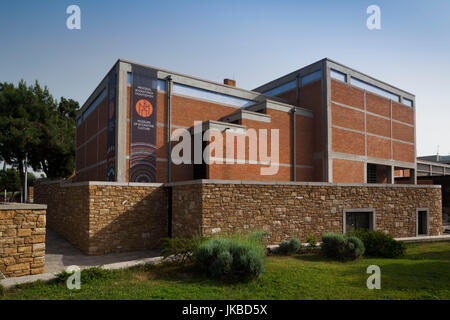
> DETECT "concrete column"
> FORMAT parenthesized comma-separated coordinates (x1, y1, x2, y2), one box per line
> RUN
(409, 168, 417, 185)
(387, 165, 394, 184)
(116, 61, 131, 182)
(363, 162, 367, 183)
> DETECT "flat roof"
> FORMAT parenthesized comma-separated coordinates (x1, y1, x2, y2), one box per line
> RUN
(77, 58, 292, 119)
(253, 57, 415, 98)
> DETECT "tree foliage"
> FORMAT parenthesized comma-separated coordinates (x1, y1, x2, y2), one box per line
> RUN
(0, 168, 21, 192)
(0, 80, 79, 193)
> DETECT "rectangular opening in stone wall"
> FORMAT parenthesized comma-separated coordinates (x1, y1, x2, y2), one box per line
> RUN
(343, 209, 375, 233)
(416, 209, 429, 236)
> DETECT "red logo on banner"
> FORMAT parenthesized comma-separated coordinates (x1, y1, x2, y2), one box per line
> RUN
(136, 99, 153, 118)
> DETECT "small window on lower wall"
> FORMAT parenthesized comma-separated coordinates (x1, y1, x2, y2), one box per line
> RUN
(416, 209, 429, 236)
(343, 209, 376, 233)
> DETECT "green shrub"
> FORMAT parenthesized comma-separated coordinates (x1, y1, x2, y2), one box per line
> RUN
(0, 284, 5, 297)
(161, 236, 206, 264)
(348, 230, 406, 258)
(305, 234, 318, 249)
(277, 238, 301, 255)
(194, 232, 266, 279)
(321, 233, 365, 261)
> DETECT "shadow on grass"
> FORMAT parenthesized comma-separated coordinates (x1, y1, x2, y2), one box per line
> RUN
(339, 259, 450, 296)
(132, 261, 259, 287)
(403, 250, 450, 261)
(291, 252, 331, 262)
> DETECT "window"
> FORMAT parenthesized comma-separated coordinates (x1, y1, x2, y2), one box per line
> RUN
(344, 209, 375, 233)
(330, 69, 347, 82)
(157, 79, 166, 91)
(301, 70, 321, 86)
(127, 72, 132, 85)
(262, 70, 321, 97)
(367, 164, 377, 184)
(416, 209, 429, 236)
(350, 77, 400, 102)
(402, 98, 413, 107)
(173, 83, 256, 108)
(262, 80, 297, 97)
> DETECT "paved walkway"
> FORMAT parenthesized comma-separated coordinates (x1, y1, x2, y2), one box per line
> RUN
(1, 228, 163, 289)
(45, 228, 161, 273)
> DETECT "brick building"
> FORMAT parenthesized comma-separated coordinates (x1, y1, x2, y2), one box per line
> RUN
(33, 58, 443, 256)
(75, 58, 416, 184)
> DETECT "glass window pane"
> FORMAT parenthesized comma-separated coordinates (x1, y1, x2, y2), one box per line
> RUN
(330, 69, 347, 82)
(402, 98, 413, 107)
(301, 70, 321, 86)
(350, 77, 400, 102)
(173, 83, 256, 108)
(262, 80, 297, 97)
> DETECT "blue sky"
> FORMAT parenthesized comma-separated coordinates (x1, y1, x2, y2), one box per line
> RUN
(0, 0, 449, 156)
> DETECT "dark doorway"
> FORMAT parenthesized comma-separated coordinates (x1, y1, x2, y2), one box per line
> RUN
(193, 140, 207, 179)
(417, 210, 428, 235)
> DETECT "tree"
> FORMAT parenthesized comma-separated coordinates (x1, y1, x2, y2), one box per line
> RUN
(0, 168, 21, 192)
(0, 80, 79, 196)
(31, 97, 78, 178)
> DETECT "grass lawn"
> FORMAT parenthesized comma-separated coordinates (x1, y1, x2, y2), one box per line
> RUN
(1, 241, 449, 300)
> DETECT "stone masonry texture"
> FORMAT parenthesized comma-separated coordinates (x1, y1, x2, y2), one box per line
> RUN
(172, 182, 442, 243)
(0, 205, 46, 278)
(36, 180, 442, 255)
(35, 181, 168, 255)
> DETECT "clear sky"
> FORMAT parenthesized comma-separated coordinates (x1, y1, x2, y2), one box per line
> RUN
(0, 0, 449, 156)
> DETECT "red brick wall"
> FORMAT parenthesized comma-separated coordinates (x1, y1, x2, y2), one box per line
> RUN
(332, 128, 365, 155)
(332, 103, 364, 131)
(393, 122, 414, 143)
(367, 114, 390, 137)
(332, 159, 364, 183)
(366, 93, 390, 117)
(392, 102, 414, 124)
(124, 82, 317, 182)
(76, 97, 108, 181)
(331, 80, 364, 109)
(393, 141, 415, 163)
(330, 80, 416, 183)
(367, 135, 391, 159)
(274, 80, 323, 181)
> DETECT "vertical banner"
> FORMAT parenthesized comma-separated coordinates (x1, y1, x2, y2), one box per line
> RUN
(130, 65, 158, 182)
(106, 70, 117, 181)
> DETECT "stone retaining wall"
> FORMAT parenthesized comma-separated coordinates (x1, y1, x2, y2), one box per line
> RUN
(35, 181, 168, 255)
(0, 203, 46, 278)
(34, 181, 90, 252)
(171, 181, 442, 243)
(35, 179, 443, 255)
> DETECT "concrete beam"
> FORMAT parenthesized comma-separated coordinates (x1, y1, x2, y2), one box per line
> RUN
(116, 61, 131, 182)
